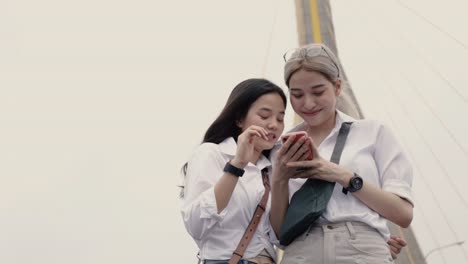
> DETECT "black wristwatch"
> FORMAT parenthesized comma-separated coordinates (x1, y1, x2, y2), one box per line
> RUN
(342, 173, 363, 194)
(223, 161, 245, 177)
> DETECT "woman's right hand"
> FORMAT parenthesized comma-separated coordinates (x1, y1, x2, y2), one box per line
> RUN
(231, 125, 269, 167)
(272, 135, 312, 182)
(388, 236, 407, 259)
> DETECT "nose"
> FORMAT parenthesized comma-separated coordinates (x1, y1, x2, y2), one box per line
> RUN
(304, 95, 316, 110)
(267, 119, 279, 131)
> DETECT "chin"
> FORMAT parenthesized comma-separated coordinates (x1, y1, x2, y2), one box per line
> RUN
(305, 119, 322, 127)
(302, 114, 324, 126)
(257, 142, 275, 152)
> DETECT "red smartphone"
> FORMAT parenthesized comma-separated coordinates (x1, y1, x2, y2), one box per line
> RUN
(281, 131, 313, 160)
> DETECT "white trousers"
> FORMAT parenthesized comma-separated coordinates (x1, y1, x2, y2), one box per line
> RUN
(280, 221, 394, 264)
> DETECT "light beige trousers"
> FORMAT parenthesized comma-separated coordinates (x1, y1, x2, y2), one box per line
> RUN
(280, 221, 394, 264)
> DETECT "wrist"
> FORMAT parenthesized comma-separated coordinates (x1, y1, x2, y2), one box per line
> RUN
(271, 177, 289, 192)
(338, 171, 354, 187)
(271, 169, 289, 184)
(272, 176, 289, 186)
(230, 157, 248, 169)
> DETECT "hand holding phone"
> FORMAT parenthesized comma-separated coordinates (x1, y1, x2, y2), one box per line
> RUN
(281, 131, 313, 160)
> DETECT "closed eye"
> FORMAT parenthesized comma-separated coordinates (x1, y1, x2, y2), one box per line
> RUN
(291, 93, 303, 98)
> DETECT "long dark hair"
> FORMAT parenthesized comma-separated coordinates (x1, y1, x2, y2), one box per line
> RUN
(179, 78, 287, 197)
(203, 78, 286, 145)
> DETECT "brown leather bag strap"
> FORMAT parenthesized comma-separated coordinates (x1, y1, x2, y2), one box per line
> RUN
(228, 168, 270, 264)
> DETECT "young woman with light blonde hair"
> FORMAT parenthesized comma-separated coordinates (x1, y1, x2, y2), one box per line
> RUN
(270, 43, 413, 263)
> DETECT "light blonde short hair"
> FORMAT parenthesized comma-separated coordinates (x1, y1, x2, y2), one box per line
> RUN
(283, 43, 361, 118)
(283, 43, 341, 86)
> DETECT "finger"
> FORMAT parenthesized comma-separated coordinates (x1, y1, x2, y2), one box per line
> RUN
(397, 238, 407, 246)
(290, 141, 312, 161)
(294, 166, 311, 172)
(258, 126, 269, 140)
(249, 126, 269, 140)
(287, 159, 318, 168)
(247, 130, 263, 140)
(292, 170, 309, 179)
(389, 245, 398, 253)
(279, 134, 295, 156)
(387, 241, 398, 249)
(389, 245, 399, 260)
(243, 131, 263, 144)
(308, 136, 320, 159)
(240, 127, 261, 139)
(292, 168, 318, 179)
(283, 136, 308, 161)
(387, 240, 398, 248)
(390, 236, 407, 246)
(276, 142, 291, 158)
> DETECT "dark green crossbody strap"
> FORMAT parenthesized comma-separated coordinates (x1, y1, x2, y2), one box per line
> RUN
(330, 122, 353, 164)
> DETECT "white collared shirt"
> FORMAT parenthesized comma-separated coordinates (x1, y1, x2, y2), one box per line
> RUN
(273, 111, 413, 240)
(180, 138, 277, 261)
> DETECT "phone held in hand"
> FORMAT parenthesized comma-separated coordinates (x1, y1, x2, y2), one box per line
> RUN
(281, 131, 313, 160)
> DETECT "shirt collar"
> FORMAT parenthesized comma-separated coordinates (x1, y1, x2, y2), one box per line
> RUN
(333, 110, 355, 131)
(219, 137, 272, 170)
(306, 110, 355, 149)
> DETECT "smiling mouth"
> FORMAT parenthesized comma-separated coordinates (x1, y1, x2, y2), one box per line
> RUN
(303, 109, 321, 116)
(266, 133, 277, 141)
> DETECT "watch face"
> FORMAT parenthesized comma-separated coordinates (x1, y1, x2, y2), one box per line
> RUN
(350, 176, 363, 191)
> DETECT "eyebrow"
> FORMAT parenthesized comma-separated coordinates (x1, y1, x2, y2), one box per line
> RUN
(290, 83, 325, 91)
(259, 108, 285, 115)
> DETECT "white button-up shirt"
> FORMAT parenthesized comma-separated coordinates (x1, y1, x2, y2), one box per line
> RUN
(181, 138, 278, 261)
(273, 111, 413, 240)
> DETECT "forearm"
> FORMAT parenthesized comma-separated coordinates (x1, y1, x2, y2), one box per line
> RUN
(213, 173, 239, 213)
(346, 179, 413, 227)
(213, 158, 246, 213)
(335, 170, 413, 227)
(269, 178, 290, 237)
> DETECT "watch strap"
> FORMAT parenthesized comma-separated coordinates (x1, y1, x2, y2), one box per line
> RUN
(224, 161, 245, 177)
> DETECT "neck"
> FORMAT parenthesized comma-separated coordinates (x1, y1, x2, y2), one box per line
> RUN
(249, 149, 263, 165)
(306, 112, 337, 145)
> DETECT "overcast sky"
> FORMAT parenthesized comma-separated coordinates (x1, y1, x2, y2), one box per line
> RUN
(1, 1, 467, 263)
(332, 1, 468, 263)
(0, 1, 296, 263)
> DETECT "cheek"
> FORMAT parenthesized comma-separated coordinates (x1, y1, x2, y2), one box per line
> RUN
(278, 124, 285, 134)
(250, 117, 268, 129)
(290, 97, 302, 109)
(326, 95, 337, 107)
(316, 93, 333, 106)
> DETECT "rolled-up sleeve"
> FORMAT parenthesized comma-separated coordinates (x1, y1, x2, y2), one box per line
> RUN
(180, 143, 228, 240)
(374, 124, 414, 206)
